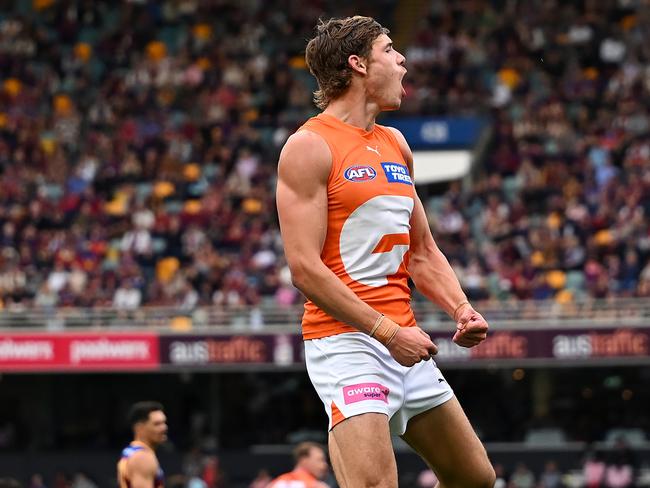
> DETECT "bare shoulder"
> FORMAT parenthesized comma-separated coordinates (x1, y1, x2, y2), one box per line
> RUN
(278, 129, 332, 183)
(128, 449, 158, 475)
(386, 126, 414, 167)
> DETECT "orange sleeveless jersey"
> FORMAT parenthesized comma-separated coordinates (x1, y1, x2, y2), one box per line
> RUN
(299, 113, 417, 340)
(269, 468, 320, 488)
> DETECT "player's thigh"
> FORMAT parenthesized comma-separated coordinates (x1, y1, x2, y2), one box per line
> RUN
(330, 412, 398, 488)
(401, 396, 495, 488)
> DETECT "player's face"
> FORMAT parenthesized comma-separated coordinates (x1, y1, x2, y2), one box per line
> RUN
(144, 410, 168, 446)
(365, 34, 407, 111)
(303, 447, 329, 480)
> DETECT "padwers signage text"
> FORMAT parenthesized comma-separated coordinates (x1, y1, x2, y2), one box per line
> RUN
(0, 333, 159, 371)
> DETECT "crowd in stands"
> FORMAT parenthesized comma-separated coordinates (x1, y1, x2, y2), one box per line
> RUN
(0, 0, 648, 317)
(407, 0, 650, 304)
(0, 0, 393, 314)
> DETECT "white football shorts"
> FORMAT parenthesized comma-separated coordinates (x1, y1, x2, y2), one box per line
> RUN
(304, 331, 454, 436)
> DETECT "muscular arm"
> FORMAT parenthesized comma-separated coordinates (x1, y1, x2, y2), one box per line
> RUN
(276, 129, 436, 364)
(127, 452, 158, 488)
(276, 130, 381, 333)
(388, 127, 488, 347)
(387, 127, 466, 315)
(409, 194, 468, 316)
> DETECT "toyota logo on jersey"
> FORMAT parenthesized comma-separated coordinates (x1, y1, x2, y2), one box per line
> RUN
(344, 165, 376, 182)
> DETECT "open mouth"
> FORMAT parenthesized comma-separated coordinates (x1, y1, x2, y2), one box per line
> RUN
(400, 70, 407, 96)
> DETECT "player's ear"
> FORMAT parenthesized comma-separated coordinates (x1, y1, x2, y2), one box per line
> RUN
(348, 54, 367, 75)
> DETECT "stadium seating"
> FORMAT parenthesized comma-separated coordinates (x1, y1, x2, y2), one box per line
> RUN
(0, 0, 648, 315)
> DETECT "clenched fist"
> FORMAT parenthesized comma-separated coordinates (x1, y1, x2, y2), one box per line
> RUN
(452, 304, 489, 348)
(387, 326, 438, 366)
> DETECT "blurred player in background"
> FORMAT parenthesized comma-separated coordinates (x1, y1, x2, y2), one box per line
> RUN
(276, 15, 495, 488)
(117, 401, 167, 488)
(269, 442, 329, 488)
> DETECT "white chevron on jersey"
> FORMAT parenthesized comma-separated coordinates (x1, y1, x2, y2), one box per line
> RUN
(339, 195, 413, 287)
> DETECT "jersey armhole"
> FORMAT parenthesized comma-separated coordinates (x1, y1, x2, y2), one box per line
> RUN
(377, 124, 413, 169)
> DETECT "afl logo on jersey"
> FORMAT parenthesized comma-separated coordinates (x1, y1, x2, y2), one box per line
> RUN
(344, 165, 376, 182)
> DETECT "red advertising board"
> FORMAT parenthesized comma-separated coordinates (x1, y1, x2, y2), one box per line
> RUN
(0, 333, 160, 371)
(2, 327, 650, 372)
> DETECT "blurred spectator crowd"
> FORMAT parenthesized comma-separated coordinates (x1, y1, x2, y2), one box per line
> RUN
(0, 0, 371, 313)
(408, 0, 650, 304)
(0, 0, 648, 315)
